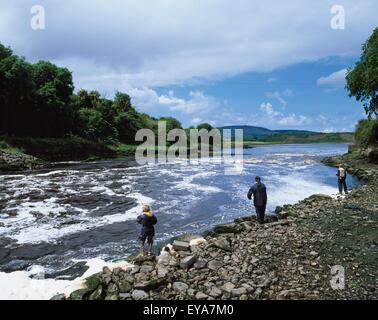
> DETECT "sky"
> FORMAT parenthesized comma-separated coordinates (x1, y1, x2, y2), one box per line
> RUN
(1, 0, 377, 131)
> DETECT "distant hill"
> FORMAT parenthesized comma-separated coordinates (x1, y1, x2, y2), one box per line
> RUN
(218, 125, 316, 140)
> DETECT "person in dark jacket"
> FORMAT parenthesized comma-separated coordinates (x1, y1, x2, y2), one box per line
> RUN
(336, 163, 348, 194)
(137, 205, 157, 256)
(247, 176, 268, 224)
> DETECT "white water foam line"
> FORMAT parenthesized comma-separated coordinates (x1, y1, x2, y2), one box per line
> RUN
(0, 193, 155, 245)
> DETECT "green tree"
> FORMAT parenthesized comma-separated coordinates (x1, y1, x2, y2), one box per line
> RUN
(346, 28, 378, 117)
(197, 123, 214, 131)
(159, 117, 182, 132)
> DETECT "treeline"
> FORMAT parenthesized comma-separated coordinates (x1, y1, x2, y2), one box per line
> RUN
(0, 42, 185, 144)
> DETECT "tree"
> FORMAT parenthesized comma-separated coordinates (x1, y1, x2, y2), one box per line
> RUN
(346, 28, 378, 118)
(159, 117, 182, 132)
(197, 123, 214, 131)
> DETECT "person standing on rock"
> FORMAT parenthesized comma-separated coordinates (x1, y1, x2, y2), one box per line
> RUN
(247, 176, 268, 224)
(337, 164, 348, 195)
(137, 204, 157, 256)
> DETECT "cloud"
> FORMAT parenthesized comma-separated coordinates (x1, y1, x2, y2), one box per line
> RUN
(159, 90, 220, 115)
(265, 89, 293, 108)
(267, 77, 278, 83)
(317, 69, 347, 88)
(259, 103, 308, 126)
(1, 0, 377, 90)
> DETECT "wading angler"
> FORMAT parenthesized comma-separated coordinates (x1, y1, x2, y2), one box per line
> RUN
(135, 121, 244, 175)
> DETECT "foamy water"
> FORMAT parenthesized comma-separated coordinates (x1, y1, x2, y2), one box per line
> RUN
(0, 143, 358, 299)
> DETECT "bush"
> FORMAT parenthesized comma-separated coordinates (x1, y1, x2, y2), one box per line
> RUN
(355, 118, 378, 149)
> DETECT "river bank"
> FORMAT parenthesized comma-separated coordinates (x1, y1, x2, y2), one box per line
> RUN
(63, 152, 377, 300)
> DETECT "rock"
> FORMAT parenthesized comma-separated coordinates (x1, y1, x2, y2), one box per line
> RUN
(180, 255, 197, 269)
(172, 240, 191, 251)
(118, 280, 133, 293)
(173, 282, 189, 292)
(210, 238, 232, 252)
(134, 278, 166, 291)
(50, 293, 66, 300)
(85, 273, 102, 291)
(208, 260, 223, 271)
(133, 255, 156, 266)
(131, 290, 149, 300)
(130, 266, 140, 275)
(195, 291, 208, 300)
(119, 293, 131, 299)
(231, 287, 247, 297)
(157, 265, 169, 278)
(213, 223, 242, 234)
(69, 288, 92, 300)
(234, 216, 256, 224)
(264, 215, 278, 223)
(89, 285, 103, 300)
(208, 287, 222, 298)
(193, 259, 207, 270)
(221, 282, 235, 293)
(343, 204, 362, 211)
(139, 265, 154, 273)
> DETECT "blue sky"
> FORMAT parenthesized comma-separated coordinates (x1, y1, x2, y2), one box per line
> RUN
(1, 0, 377, 131)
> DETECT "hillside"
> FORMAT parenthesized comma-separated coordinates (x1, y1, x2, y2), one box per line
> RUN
(218, 125, 353, 143)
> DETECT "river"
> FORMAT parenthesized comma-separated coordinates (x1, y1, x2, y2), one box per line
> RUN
(0, 143, 358, 286)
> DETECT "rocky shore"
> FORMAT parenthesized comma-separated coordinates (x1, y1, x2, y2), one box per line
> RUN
(0, 150, 45, 172)
(57, 154, 377, 300)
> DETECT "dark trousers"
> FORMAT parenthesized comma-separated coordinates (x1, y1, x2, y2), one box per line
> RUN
(255, 205, 266, 224)
(338, 178, 348, 194)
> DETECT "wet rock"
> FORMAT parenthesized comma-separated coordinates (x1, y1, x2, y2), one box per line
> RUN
(85, 273, 102, 291)
(89, 285, 103, 300)
(69, 288, 93, 300)
(50, 293, 66, 300)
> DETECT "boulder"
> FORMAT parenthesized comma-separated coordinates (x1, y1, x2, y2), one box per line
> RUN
(85, 273, 102, 291)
